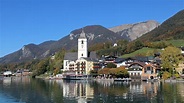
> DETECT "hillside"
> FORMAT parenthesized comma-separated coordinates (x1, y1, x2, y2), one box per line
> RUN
(139, 9, 184, 41)
(0, 19, 158, 64)
(1, 8, 183, 64)
(121, 47, 161, 58)
(0, 25, 124, 64)
(121, 40, 184, 58)
(109, 20, 159, 41)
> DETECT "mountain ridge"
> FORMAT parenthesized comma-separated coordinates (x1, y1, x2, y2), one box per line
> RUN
(109, 20, 159, 41)
(0, 21, 160, 64)
(139, 10, 184, 41)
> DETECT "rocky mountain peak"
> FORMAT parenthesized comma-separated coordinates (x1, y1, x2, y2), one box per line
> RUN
(0, 21, 160, 64)
(109, 20, 159, 41)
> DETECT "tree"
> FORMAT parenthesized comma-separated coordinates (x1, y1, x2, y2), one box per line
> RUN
(53, 68, 61, 75)
(107, 63, 117, 68)
(117, 39, 128, 47)
(98, 68, 111, 75)
(32, 59, 49, 77)
(134, 40, 144, 50)
(161, 46, 182, 74)
(109, 66, 129, 78)
(90, 70, 98, 76)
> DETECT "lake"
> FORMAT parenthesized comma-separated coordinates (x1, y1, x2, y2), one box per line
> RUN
(0, 77, 184, 103)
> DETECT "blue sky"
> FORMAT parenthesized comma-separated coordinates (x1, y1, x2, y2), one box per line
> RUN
(0, 0, 183, 57)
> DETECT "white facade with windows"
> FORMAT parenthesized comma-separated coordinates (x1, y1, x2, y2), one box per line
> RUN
(63, 29, 98, 75)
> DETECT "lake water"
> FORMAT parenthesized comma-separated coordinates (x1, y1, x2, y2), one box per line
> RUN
(0, 77, 184, 103)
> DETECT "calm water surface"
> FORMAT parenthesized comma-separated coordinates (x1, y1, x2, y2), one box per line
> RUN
(0, 77, 184, 103)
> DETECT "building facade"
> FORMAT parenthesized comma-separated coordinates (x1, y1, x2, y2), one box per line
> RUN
(63, 30, 100, 75)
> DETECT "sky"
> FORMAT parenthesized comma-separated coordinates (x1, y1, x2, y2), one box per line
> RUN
(0, 0, 184, 58)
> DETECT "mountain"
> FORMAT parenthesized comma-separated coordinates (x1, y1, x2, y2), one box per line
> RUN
(0, 19, 164, 64)
(109, 20, 159, 41)
(139, 10, 184, 41)
(0, 25, 124, 64)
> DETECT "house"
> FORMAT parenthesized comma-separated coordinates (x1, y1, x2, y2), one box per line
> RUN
(75, 58, 99, 75)
(3, 71, 12, 76)
(15, 69, 31, 76)
(114, 58, 125, 67)
(101, 55, 117, 63)
(141, 63, 160, 80)
(128, 62, 146, 80)
(134, 56, 151, 62)
(127, 61, 160, 80)
(115, 57, 135, 68)
(63, 30, 100, 75)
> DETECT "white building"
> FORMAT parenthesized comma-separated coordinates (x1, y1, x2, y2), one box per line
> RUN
(63, 29, 99, 75)
(3, 71, 12, 76)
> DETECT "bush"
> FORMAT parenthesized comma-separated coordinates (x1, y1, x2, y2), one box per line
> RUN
(107, 63, 117, 68)
(174, 73, 180, 78)
(162, 71, 171, 80)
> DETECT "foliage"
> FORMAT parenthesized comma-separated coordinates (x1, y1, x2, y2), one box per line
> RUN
(53, 68, 61, 75)
(161, 46, 182, 72)
(109, 66, 129, 78)
(90, 70, 98, 76)
(98, 68, 111, 75)
(95, 40, 128, 57)
(106, 63, 117, 68)
(32, 58, 49, 77)
(162, 71, 171, 80)
(174, 73, 180, 78)
(98, 66, 129, 78)
(126, 40, 144, 53)
(144, 41, 170, 49)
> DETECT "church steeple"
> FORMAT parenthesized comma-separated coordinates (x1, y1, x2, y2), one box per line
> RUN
(79, 28, 86, 39)
(78, 28, 87, 59)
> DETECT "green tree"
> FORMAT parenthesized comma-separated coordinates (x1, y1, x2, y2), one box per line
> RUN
(161, 46, 182, 74)
(32, 59, 49, 77)
(134, 40, 144, 50)
(107, 63, 117, 68)
(117, 39, 128, 47)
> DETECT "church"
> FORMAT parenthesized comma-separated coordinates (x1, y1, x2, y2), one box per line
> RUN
(63, 30, 100, 75)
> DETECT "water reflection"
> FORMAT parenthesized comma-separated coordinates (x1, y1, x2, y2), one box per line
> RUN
(0, 77, 184, 103)
(62, 80, 94, 103)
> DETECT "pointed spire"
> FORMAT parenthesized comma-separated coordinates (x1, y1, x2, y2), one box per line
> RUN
(79, 28, 86, 39)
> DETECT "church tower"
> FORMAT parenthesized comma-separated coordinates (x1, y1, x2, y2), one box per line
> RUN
(78, 29, 87, 59)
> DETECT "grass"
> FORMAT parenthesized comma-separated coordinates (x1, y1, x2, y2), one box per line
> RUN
(121, 47, 161, 58)
(167, 39, 184, 47)
(121, 39, 184, 58)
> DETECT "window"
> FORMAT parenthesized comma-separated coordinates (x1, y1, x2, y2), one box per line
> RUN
(147, 67, 151, 71)
(81, 40, 84, 44)
(81, 53, 83, 56)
